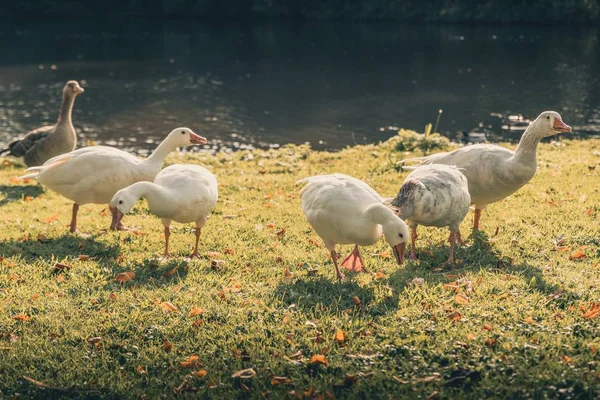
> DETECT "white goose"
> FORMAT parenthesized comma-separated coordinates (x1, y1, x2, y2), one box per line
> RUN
(401, 111, 571, 231)
(391, 164, 470, 263)
(298, 173, 409, 281)
(20, 128, 207, 233)
(110, 164, 218, 258)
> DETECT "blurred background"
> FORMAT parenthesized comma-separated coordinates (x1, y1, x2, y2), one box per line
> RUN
(1, 0, 599, 154)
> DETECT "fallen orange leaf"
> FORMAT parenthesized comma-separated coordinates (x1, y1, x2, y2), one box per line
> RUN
(379, 251, 391, 259)
(189, 307, 205, 317)
(284, 267, 294, 278)
(524, 316, 538, 325)
(562, 355, 574, 364)
(53, 262, 72, 272)
(352, 296, 361, 307)
(454, 293, 470, 305)
(13, 314, 30, 322)
(582, 303, 600, 319)
(270, 376, 291, 385)
(569, 249, 587, 260)
(484, 338, 497, 347)
(163, 339, 173, 352)
(334, 330, 346, 343)
(448, 311, 462, 322)
(44, 213, 59, 223)
(192, 369, 208, 378)
(180, 355, 201, 368)
(483, 324, 493, 331)
(160, 302, 178, 313)
(309, 355, 328, 366)
(114, 271, 135, 283)
(136, 365, 146, 374)
(375, 271, 386, 280)
(78, 255, 90, 261)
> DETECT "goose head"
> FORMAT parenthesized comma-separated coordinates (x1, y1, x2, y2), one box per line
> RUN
(64, 80, 84, 96)
(531, 111, 572, 137)
(382, 217, 409, 265)
(110, 188, 139, 218)
(165, 127, 208, 147)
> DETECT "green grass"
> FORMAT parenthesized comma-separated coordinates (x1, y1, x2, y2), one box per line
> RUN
(1, 133, 599, 399)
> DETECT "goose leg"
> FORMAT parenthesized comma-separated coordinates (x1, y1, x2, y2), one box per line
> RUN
(442, 231, 456, 265)
(189, 226, 202, 259)
(341, 245, 366, 272)
(162, 219, 171, 259)
(330, 249, 344, 281)
(473, 209, 482, 231)
(410, 226, 418, 260)
(69, 203, 79, 233)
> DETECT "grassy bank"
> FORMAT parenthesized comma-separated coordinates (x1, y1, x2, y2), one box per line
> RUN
(0, 132, 599, 399)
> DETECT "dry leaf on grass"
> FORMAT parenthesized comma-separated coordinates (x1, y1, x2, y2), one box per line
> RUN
(483, 324, 493, 331)
(284, 267, 294, 278)
(524, 316, 538, 325)
(114, 271, 135, 283)
(44, 214, 59, 223)
(569, 248, 587, 260)
(78, 255, 90, 261)
(484, 338, 497, 347)
(192, 370, 207, 378)
(13, 314, 30, 322)
(352, 296, 361, 307)
(53, 262, 71, 272)
(270, 376, 291, 385)
(188, 307, 205, 317)
(180, 355, 201, 369)
(231, 368, 256, 379)
(309, 355, 328, 366)
(160, 302, 178, 313)
(448, 311, 462, 322)
(378, 251, 391, 259)
(454, 293, 470, 305)
(334, 330, 346, 343)
(582, 303, 600, 319)
(162, 339, 173, 352)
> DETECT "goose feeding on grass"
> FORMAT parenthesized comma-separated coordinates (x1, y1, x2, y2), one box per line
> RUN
(111, 164, 217, 259)
(0, 81, 84, 166)
(20, 127, 207, 233)
(400, 111, 571, 231)
(391, 164, 470, 263)
(298, 173, 409, 281)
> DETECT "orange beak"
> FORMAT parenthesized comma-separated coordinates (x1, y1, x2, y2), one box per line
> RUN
(74, 86, 84, 94)
(189, 132, 208, 145)
(553, 118, 572, 133)
(393, 242, 406, 265)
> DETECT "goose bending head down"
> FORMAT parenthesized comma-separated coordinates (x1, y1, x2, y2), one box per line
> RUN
(0, 80, 84, 167)
(111, 164, 218, 259)
(399, 111, 571, 233)
(391, 164, 471, 264)
(298, 173, 409, 281)
(20, 127, 207, 234)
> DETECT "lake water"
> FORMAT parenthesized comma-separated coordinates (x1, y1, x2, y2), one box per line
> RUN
(0, 20, 599, 154)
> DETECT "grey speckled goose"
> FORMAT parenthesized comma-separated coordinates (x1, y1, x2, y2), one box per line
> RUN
(399, 111, 572, 231)
(0, 80, 84, 167)
(391, 164, 470, 263)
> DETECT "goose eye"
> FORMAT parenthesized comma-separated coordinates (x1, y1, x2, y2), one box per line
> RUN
(399, 233, 404, 238)
(118, 200, 123, 204)
(181, 131, 186, 135)
(546, 115, 550, 120)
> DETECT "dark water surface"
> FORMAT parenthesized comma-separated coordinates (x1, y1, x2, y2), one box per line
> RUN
(1, 20, 599, 154)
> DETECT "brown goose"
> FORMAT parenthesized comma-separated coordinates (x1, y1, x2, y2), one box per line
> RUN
(0, 80, 84, 167)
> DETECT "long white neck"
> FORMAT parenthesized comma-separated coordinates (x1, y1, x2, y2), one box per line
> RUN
(513, 123, 544, 162)
(365, 202, 398, 225)
(56, 92, 76, 127)
(126, 181, 176, 215)
(144, 137, 178, 166)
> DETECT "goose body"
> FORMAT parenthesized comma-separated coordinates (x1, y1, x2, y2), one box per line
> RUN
(298, 173, 409, 280)
(391, 164, 470, 262)
(401, 111, 571, 230)
(1, 81, 84, 166)
(21, 127, 207, 233)
(111, 164, 218, 258)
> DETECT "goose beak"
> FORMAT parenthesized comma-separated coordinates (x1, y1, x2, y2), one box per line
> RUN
(392, 242, 406, 265)
(553, 118, 572, 133)
(189, 132, 208, 145)
(74, 86, 84, 94)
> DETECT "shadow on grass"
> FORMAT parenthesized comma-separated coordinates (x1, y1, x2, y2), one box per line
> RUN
(388, 229, 561, 296)
(0, 184, 44, 206)
(0, 234, 120, 262)
(275, 275, 376, 314)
